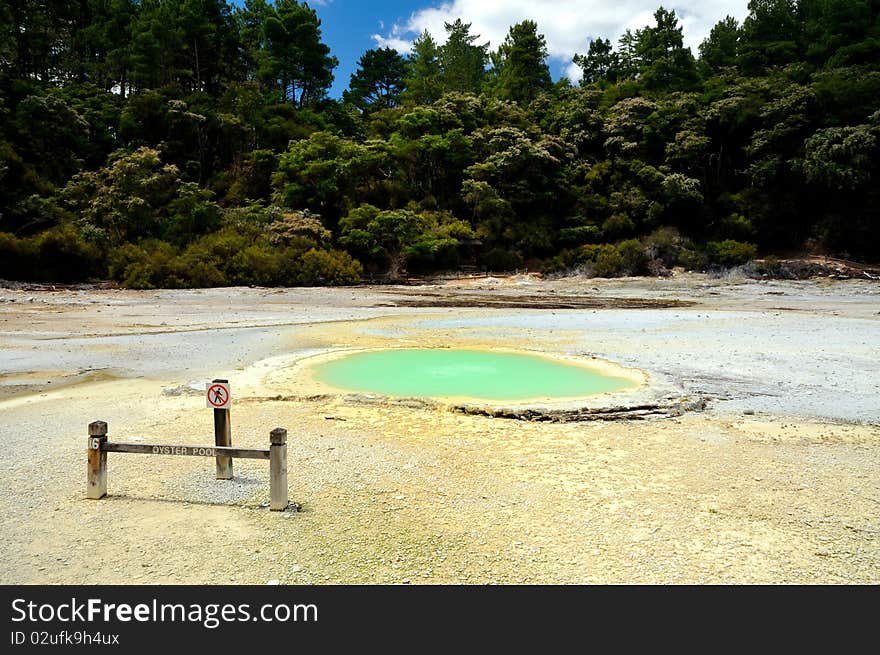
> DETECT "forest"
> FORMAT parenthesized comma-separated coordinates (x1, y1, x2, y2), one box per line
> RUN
(0, 0, 878, 287)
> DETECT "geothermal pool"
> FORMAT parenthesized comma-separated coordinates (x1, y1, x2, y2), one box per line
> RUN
(311, 348, 637, 401)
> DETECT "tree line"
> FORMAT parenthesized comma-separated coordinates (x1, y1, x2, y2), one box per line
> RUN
(1, 0, 878, 287)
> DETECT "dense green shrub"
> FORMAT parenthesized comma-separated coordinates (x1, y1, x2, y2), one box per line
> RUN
(340, 203, 474, 278)
(546, 239, 656, 277)
(706, 240, 758, 267)
(643, 227, 685, 267)
(544, 244, 621, 276)
(0, 232, 34, 280)
(103, 223, 363, 289)
(591, 244, 625, 277)
(558, 224, 601, 245)
(617, 239, 649, 275)
(601, 213, 636, 239)
(719, 213, 756, 240)
(0, 226, 103, 282)
(296, 249, 363, 285)
(108, 240, 182, 289)
(233, 244, 289, 286)
(481, 248, 523, 271)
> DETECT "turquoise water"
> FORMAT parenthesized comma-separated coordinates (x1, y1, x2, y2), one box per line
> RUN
(312, 349, 635, 400)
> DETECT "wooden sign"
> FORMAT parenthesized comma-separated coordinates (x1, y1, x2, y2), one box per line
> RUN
(206, 381, 231, 409)
(101, 443, 270, 459)
(86, 420, 288, 511)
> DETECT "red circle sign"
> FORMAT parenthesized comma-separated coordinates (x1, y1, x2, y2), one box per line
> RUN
(207, 383, 230, 408)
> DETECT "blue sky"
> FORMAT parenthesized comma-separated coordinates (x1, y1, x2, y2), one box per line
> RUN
(238, 1, 751, 98)
(309, 0, 422, 97)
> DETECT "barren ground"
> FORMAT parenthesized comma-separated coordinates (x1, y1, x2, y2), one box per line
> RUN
(0, 272, 877, 584)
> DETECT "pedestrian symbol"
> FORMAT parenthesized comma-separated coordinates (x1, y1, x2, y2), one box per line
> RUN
(206, 382, 231, 409)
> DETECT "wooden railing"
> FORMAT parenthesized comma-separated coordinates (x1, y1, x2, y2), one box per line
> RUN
(86, 421, 289, 511)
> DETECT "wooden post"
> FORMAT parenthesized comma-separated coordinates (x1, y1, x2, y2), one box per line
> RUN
(87, 421, 108, 499)
(269, 428, 288, 511)
(213, 378, 233, 480)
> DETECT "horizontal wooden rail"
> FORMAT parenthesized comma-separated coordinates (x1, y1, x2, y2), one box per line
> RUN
(87, 421, 289, 511)
(100, 442, 270, 460)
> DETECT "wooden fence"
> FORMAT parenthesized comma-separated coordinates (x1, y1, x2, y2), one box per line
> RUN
(86, 421, 289, 511)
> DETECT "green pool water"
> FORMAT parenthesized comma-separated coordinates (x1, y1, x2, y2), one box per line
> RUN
(312, 348, 636, 401)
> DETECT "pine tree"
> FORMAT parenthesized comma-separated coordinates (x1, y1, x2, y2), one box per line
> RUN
(699, 16, 741, 74)
(260, 0, 337, 106)
(617, 29, 641, 79)
(739, 0, 801, 73)
(573, 37, 620, 85)
(439, 19, 488, 94)
(343, 47, 409, 112)
(635, 7, 699, 90)
(493, 20, 552, 104)
(403, 30, 443, 105)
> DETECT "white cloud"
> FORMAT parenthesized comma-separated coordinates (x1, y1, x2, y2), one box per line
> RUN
(373, 1, 750, 81)
(372, 34, 415, 52)
(564, 60, 584, 84)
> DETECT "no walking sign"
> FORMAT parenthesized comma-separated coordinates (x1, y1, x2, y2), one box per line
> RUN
(206, 381, 231, 409)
